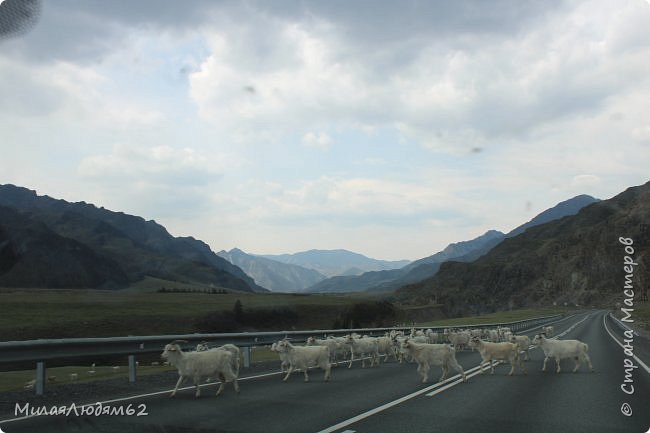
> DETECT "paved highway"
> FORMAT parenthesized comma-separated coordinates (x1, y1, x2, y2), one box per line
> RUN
(1, 311, 648, 433)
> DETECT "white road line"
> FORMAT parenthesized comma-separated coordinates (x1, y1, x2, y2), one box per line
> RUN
(425, 362, 507, 397)
(602, 313, 650, 374)
(316, 359, 520, 433)
(313, 374, 468, 433)
(316, 313, 591, 433)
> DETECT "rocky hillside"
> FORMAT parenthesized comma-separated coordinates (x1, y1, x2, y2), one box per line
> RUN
(217, 248, 326, 292)
(0, 184, 265, 292)
(397, 182, 649, 316)
(306, 195, 598, 293)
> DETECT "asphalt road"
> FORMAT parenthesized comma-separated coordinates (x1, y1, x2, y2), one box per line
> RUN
(1, 310, 648, 433)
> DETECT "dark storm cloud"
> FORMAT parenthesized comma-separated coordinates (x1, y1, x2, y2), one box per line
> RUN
(2, 0, 569, 64)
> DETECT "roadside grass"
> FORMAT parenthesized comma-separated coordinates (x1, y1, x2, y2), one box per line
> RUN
(416, 306, 574, 328)
(633, 302, 649, 327)
(0, 365, 176, 393)
(0, 348, 279, 393)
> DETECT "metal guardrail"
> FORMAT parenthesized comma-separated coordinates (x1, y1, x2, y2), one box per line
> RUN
(0, 314, 561, 395)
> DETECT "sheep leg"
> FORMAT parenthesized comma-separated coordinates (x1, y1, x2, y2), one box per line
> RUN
(215, 381, 225, 396)
(573, 357, 581, 373)
(170, 375, 185, 397)
(583, 353, 594, 372)
(303, 367, 309, 382)
(421, 363, 430, 383)
(323, 363, 331, 381)
(507, 360, 515, 376)
(283, 365, 294, 381)
(348, 350, 354, 369)
(439, 364, 448, 382)
(449, 357, 466, 382)
(490, 360, 496, 375)
(542, 356, 550, 372)
(194, 377, 201, 398)
(216, 373, 226, 396)
(555, 356, 561, 373)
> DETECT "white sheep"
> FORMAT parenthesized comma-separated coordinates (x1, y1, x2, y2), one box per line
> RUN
(196, 342, 241, 376)
(497, 327, 512, 342)
(270, 341, 290, 372)
(509, 335, 532, 361)
(376, 336, 397, 363)
(307, 336, 341, 364)
(445, 331, 471, 351)
(469, 336, 525, 376)
(532, 334, 593, 373)
(195, 341, 210, 352)
(488, 329, 500, 342)
(542, 326, 554, 337)
(425, 329, 439, 344)
(400, 339, 467, 383)
(330, 336, 351, 361)
(392, 335, 410, 363)
(216, 343, 241, 376)
(344, 335, 379, 368)
(161, 340, 240, 398)
(274, 339, 331, 382)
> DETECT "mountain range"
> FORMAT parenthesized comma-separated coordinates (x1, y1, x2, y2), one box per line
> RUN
(259, 249, 410, 278)
(0, 184, 266, 292)
(302, 194, 600, 293)
(397, 181, 649, 316)
(0, 181, 616, 305)
(217, 248, 327, 292)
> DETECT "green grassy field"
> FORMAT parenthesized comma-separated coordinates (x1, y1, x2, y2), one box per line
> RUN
(417, 306, 573, 327)
(0, 280, 386, 340)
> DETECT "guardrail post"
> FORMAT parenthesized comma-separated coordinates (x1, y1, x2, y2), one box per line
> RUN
(243, 346, 251, 368)
(128, 355, 136, 383)
(35, 361, 45, 396)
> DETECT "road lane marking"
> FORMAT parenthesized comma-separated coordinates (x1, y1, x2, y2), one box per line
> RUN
(313, 373, 468, 433)
(603, 313, 650, 374)
(316, 313, 591, 433)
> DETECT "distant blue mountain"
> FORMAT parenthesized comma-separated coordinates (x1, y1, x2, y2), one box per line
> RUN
(259, 249, 410, 278)
(217, 248, 327, 292)
(305, 195, 599, 293)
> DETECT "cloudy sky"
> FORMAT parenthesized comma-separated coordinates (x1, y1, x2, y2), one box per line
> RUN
(1, 0, 649, 261)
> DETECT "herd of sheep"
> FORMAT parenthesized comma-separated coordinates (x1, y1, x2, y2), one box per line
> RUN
(160, 322, 594, 398)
